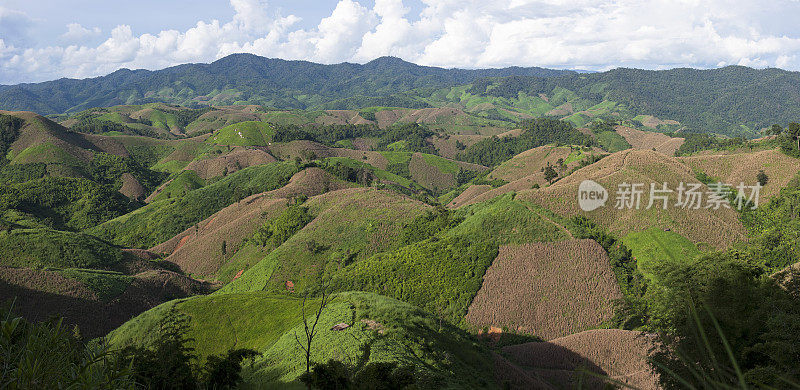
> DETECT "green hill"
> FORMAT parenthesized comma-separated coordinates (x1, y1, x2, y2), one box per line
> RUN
(207, 121, 275, 146)
(87, 162, 299, 249)
(106, 291, 497, 389)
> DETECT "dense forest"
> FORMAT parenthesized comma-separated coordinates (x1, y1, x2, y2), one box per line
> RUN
(469, 66, 800, 137)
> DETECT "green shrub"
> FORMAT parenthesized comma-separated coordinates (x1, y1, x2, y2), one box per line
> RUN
(252, 204, 314, 248)
(0, 177, 135, 231)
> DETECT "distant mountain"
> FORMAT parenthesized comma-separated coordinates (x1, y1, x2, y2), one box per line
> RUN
(0, 54, 572, 114)
(468, 66, 800, 137)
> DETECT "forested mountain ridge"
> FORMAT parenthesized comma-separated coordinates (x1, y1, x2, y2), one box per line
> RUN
(465, 66, 800, 137)
(0, 54, 571, 115)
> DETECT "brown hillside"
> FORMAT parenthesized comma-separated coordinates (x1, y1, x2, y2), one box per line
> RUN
(517, 149, 747, 249)
(429, 134, 484, 159)
(0, 267, 208, 338)
(501, 329, 660, 390)
(450, 145, 605, 208)
(316, 110, 373, 126)
(615, 125, 684, 156)
(2, 110, 130, 164)
(678, 148, 800, 202)
(408, 153, 487, 192)
(119, 173, 146, 201)
(181, 147, 277, 179)
(150, 168, 352, 278)
(489, 145, 574, 182)
(449, 184, 492, 208)
(466, 239, 622, 340)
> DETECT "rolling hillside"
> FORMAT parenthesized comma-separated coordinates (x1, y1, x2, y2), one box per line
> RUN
(517, 149, 747, 249)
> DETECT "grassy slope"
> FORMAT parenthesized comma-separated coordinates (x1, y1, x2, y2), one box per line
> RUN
(596, 131, 632, 152)
(207, 121, 275, 146)
(148, 170, 205, 202)
(87, 162, 298, 248)
(107, 291, 496, 389)
(622, 227, 701, 280)
(0, 228, 123, 269)
(219, 188, 429, 294)
(329, 194, 569, 324)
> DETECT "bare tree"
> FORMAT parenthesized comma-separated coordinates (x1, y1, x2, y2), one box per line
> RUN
(294, 289, 332, 375)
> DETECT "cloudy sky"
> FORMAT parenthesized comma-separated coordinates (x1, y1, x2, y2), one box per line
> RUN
(2, 0, 800, 84)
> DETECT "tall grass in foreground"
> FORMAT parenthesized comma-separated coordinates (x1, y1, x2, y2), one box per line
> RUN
(590, 306, 800, 390)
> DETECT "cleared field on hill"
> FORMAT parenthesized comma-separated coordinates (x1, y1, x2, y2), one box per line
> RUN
(517, 149, 747, 249)
(465, 239, 622, 340)
(499, 329, 660, 390)
(328, 195, 571, 323)
(221, 187, 430, 294)
(615, 125, 684, 156)
(0, 266, 208, 338)
(488, 145, 574, 182)
(679, 148, 800, 202)
(150, 168, 351, 279)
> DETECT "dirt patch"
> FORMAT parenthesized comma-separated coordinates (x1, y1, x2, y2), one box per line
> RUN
(429, 134, 485, 159)
(119, 173, 146, 201)
(0, 267, 208, 339)
(182, 147, 277, 179)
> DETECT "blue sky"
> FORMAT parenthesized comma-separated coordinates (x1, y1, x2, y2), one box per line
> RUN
(2, 0, 800, 84)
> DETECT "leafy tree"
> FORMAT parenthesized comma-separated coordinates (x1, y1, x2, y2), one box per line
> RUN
(543, 164, 558, 184)
(114, 307, 260, 389)
(300, 359, 416, 390)
(0, 304, 136, 389)
(251, 204, 314, 248)
(787, 122, 800, 151)
(757, 170, 769, 186)
(200, 348, 260, 389)
(116, 308, 198, 389)
(0, 114, 23, 168)
(647, 255, 800, 389)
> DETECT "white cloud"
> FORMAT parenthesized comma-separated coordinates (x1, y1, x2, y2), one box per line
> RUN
(4, 0, 800, 84)
(0, 6, 33, 46)
(60, 23, 102, 42)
